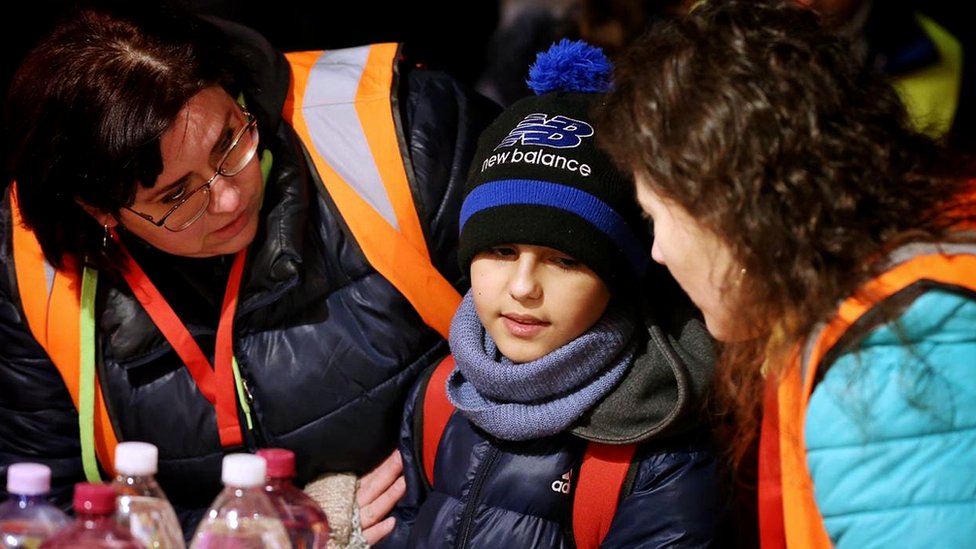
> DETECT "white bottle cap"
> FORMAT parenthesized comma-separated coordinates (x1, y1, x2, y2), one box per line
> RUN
(6, 463, 52, 496)
(114, 441, 159, 476)
(221, 454, 266, 488)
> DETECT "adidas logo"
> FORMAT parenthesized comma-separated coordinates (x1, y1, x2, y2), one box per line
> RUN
(551, 470, 572, 494)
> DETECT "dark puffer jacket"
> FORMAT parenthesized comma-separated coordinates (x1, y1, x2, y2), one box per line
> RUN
(379, 274, 725, 548)
(0, 16, 498, 530)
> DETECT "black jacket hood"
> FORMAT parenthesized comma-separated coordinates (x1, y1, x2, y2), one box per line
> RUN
(572, 265, 716, 443)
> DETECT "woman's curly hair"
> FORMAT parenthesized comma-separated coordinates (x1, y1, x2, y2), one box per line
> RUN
(596, 0, 974, 468)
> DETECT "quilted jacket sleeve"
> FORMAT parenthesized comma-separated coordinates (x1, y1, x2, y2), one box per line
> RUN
(807, 289, 976, 548)
(373, 365, 431, 549)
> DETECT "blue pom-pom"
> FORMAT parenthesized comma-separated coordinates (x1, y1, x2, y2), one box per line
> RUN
(526, 39, 612, 95)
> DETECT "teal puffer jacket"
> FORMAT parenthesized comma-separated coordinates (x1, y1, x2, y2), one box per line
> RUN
(807, 288, 976, 547)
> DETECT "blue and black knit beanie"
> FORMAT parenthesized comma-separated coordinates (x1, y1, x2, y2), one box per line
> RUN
(458, 39, 650, 292)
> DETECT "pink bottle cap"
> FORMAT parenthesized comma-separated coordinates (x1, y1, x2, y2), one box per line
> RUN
(255, 448, 295, 479)
(6, 463, 52, 496)
(73, 483, 117, 515)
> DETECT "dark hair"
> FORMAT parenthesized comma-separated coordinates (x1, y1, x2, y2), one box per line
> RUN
(5, 4, 236, 272)
(596, 0, 975, 467)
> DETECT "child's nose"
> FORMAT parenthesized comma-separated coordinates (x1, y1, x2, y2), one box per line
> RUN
(509, 257, 542, 301)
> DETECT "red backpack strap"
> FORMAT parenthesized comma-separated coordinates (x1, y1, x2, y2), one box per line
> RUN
(420, 355, 456, 487)
(573, 441, 638, 549)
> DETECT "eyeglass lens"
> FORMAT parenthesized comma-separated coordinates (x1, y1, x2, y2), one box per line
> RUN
(163, 118, 258, 231)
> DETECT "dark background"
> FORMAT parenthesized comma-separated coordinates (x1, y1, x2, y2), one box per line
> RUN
(4, 0, 972, 188)
(2, 0, 502, 107)
(1, 0, 508, 187)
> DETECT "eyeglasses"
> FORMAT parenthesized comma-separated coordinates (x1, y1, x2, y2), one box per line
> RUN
(125, 108, 259, 232)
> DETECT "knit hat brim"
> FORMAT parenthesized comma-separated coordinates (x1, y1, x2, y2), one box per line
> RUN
(459, 179, 648, 291)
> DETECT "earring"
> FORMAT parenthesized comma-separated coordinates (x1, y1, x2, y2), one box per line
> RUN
(734, 267, 747, 287)
(102, 225, 110, 248)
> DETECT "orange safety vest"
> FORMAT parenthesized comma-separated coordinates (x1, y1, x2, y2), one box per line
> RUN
(283, 44, 461, 337)
(758, 244, 976, 548)
(9, 42, 461, 481)
(419, 355, 638, 549)
(10, 186, 114, 483)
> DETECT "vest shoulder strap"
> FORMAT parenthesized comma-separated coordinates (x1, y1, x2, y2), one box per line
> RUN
(9, 185, 117, 479)
(282, 44, 461, 339)
(761, 246, 976, 549)
(417, 354, 636, 549)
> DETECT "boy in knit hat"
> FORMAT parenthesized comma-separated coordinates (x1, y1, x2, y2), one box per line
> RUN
(375, 41, 724, 549)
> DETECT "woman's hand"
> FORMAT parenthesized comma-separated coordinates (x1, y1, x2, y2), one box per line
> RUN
(357, 449, 406, 545)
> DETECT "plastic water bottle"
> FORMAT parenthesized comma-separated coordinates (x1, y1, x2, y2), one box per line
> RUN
(112, 441, 185, 548)
(0, 463, 70, 548)
(189, 453, 289, 549)
(256, 448, 330, 549)
(40, 482, 141, 548)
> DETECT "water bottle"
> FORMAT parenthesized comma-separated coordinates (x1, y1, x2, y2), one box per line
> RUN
(0, 463, 70, 548)
(112, 441, 185, 548)
(189, 453, 289, 549)
(40, 482, 141, 548)
(256, 448, 330, 549)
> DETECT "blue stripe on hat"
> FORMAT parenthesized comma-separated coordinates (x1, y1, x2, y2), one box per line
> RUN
(460, 179, 649, 276)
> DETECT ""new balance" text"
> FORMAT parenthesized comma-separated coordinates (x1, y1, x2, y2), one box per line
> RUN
(480, 147, 591, 176)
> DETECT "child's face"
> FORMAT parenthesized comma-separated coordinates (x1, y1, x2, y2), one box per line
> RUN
(470, 244, 611, 363)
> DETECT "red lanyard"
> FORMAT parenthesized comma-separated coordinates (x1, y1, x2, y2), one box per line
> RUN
(115, 236, 247, 448)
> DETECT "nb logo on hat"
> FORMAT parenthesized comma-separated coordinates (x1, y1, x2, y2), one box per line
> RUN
(496, 113, 594, 150)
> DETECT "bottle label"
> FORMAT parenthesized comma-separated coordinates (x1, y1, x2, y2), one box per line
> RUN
(117, 495, 184, 548)
(190, 518, 289, 549)
(0, 520, 48, 549)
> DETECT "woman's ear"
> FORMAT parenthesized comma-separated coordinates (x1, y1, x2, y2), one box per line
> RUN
(75, 200, 119, 228)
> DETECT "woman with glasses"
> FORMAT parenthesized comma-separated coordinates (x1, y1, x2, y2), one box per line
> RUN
(0, 3, 497, 544)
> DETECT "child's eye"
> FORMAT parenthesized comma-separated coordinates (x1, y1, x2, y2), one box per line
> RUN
(488, 246, 517, 258)
(551, 256, 581, 269)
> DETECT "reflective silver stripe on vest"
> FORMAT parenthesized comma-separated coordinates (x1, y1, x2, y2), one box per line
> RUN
(800, 240, 976, 379)
(300, 46, 398, 230)
(43, 262, 56, 300)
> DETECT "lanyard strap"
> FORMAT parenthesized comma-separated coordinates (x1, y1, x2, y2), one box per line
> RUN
(79, 266, 101, 482)
(115, 235, 247, 448)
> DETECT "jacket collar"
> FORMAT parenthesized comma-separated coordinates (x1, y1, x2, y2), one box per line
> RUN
(571, 270, 716, 443)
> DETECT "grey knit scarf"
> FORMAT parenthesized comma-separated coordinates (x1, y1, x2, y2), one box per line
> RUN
(446, 291, 638, 441)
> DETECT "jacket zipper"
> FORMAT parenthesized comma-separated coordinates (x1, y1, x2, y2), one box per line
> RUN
(456, 445, 499, 549)
(235, 359, 255, 432)
(233, 356, 268, 450)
